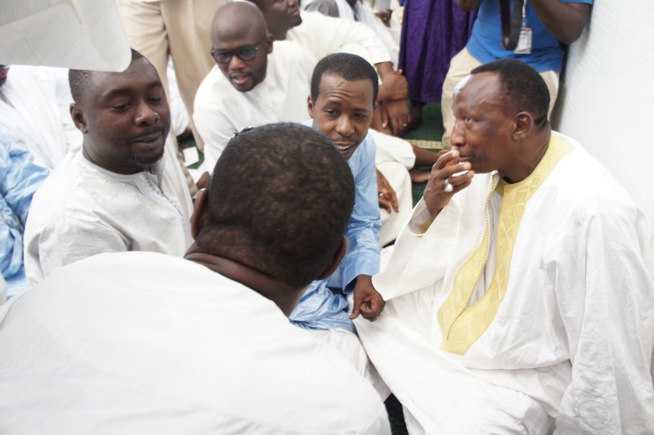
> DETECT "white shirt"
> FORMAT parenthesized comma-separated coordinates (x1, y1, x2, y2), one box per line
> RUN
(23, 145, 193, 284)
(194, 41, 316, 168)
(289, 11, 391, 67)
(303, 0, 401, 66)
(0, 251, 391, 434)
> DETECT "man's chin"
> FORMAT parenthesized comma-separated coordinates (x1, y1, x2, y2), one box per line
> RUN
(128, 147, 165, 168)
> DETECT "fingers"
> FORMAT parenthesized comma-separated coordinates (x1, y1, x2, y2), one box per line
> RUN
(378, 195, 393, 213)
(378, 189, 394, 213)
(385, 188, 399, 212)
(381, 109, 389, 129)
(433, 149, 460, 170)
(360, 296, 385, 321)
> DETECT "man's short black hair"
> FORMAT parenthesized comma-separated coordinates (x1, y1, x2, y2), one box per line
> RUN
(69, 49, 145, 105)
(310, 53, 378, 105)
(196, 122, 355, 289)
(471, 59, 550, 129)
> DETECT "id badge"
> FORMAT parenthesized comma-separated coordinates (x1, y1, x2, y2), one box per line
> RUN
(514, 27, 532, 54)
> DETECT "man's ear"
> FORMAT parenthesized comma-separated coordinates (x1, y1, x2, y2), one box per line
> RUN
(513, 112, 533, 139)
(191, 188, 209, 239)
(307, 96, 314, 118)
(70, 103, 88, 134)
(316, 236, 349, 281)
(266, 33, 274, 54)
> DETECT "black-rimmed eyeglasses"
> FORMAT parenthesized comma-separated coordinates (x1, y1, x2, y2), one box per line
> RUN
(210, 39, 267, 65)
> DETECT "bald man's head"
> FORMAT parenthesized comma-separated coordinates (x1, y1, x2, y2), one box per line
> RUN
(210, 1, 273, 92)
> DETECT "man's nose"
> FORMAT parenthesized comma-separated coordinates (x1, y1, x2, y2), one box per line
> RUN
(450, 119, 465, 147)
(135, 100, 159, 125)
(288, 0, 298, 7)
(227, 54, 246, 70)
(335, 116, 354, 136)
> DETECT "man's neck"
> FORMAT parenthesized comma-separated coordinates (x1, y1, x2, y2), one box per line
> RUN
(184, 244, 301, 316)
(501, 128, 552, 184)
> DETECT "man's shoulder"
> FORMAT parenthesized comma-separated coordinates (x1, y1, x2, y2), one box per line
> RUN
(194, 66, 237, 109)
(28, 153, 141, 225)
(270, 41, 317, 70)
(538, 132, 642, 222)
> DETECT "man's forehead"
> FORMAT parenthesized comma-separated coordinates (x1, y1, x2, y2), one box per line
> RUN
(454, 72, 501, 104)
(320, 74, 373, 95)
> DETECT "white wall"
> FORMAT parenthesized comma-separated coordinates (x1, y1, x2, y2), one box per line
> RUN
(553, 0, 654, 224)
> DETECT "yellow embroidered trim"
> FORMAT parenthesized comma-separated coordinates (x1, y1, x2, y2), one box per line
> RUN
(438, 134, 573, 355)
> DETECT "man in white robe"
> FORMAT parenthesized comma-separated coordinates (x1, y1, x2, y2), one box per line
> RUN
(354, 59, 654, 433)
(24, 50, 193, 284)
(0, 123, 390, 434)
(0, 65, 81, 170)
(193, 2, 317, 168)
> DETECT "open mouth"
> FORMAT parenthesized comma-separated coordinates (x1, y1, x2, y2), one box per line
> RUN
(334, 143, 354, 152)
(230, 73, 251, 86)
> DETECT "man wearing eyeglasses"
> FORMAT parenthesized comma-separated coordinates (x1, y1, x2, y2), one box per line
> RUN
(193, 1, 317, 170)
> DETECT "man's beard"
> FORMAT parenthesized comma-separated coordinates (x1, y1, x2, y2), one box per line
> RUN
(127, 146, 165, 167)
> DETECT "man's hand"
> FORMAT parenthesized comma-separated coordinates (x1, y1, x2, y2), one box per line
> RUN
(378, 70, 408, 102)
(350, 275, 385, 321)
(423, 150, 474, 219)
(377, 169, 399, 213)
(380, 99, 410, 136)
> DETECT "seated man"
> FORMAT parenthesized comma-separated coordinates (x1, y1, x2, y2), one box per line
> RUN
(24, 50, 194, 284)
(291, 53, 392, 395)
(355, 59, 654, 433)
(0, 134, 49, 298)
(193, 1, 317, 167)
(194, 1, 411, 246)
(0, 123, 391, 434)
(441, 0, 593, 148)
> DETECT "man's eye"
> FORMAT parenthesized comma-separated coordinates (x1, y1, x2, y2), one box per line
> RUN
(237, 48, 258, 60)
(113, 103, 129, 111)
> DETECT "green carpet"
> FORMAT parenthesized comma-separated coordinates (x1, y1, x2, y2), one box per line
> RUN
(402, 102, 445, 206)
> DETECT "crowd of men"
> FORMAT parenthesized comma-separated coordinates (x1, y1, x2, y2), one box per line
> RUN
(0, 0, 653, 433)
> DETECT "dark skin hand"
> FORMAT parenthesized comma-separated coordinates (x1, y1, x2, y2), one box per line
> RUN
(375, 63, 410, 136)
(350, 274, 385, 321)
(379, 99, 410, 136)
(377, 169, 399, 213)
(424, 150, 474, 219)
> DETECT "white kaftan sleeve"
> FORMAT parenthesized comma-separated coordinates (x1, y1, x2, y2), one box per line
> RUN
(26, 216, 129, 283)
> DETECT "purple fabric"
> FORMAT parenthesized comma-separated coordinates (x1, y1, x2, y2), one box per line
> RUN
(399, 0, 477, 103)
